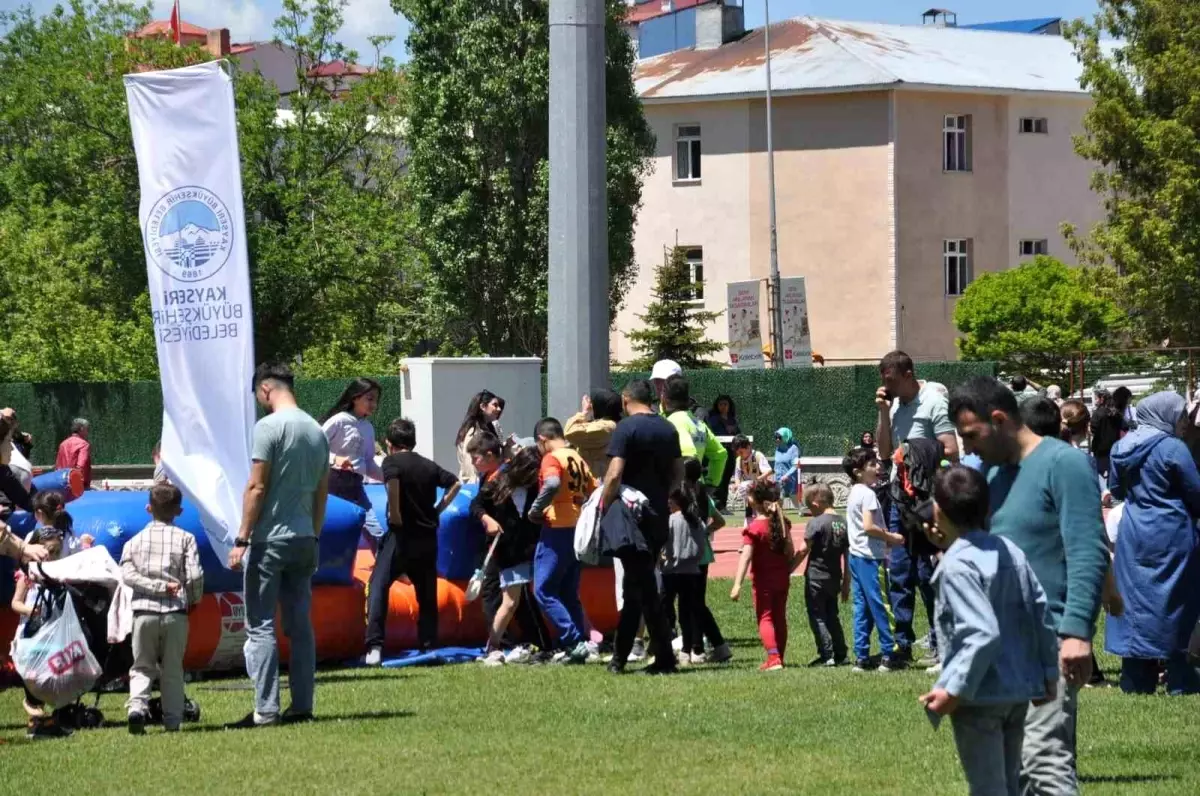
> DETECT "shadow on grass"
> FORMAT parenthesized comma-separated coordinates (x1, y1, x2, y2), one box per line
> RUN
(183, 709, 416, 733)
(1080, 774, 1178, 785)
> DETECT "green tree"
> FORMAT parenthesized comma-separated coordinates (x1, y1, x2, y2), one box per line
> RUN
(953, 256, 1127, 382)
(395, 0, 654, 356)
(625, 247, 724, 370)
(0, 0, 418, 382)
(1066, 2, 1200, 346)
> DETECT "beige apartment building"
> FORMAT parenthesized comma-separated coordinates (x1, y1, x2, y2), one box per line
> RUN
(613, 11, 1108, 364)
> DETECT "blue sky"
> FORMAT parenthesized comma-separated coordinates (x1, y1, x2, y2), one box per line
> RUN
(5, 0, 1101, 64)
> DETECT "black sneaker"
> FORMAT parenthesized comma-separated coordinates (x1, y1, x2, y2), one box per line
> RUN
(807, 656, 829, 668)
(606, 661, 626, 675)
(641, 661, 678, 676)
(281, 709, 314, 725)
(27, 719, 73, 740)
(852, 659, 873, 673)
(127, 712, 148, 736)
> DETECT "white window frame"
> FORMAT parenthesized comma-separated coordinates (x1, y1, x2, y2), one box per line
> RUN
(943, 114, 972, 172)
(674, 124, 702, 183)
(944, 238, 973, 297)
(1019, 117, 1049, 135)
(1018, 239, 1048, 258)
(678, 246, 704, 303)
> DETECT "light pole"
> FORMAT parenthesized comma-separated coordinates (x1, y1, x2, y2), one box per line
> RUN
(763, 0, 783, 365)
(547, 0, 609, 416)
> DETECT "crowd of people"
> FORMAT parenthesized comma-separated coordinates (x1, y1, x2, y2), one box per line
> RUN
(1, 355, 1197, 796)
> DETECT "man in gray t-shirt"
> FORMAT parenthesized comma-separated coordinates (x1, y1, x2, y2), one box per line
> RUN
(227, 363, 329, 729)
(873, 351, 959, 666)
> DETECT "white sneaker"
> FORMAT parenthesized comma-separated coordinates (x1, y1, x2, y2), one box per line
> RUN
(364, 647, 382, 667)
(551, 650, 570, 664)
(629, 639, 647, 662)
(672, 636, 684, 653)
(585, 641, 602, 663)
(505, 646, 532, 665)
(482, 650, 506, 667)
(709, 643, 733, 664)
(689, 652, 707, 665)
(927, 662, 942, 675)
(677, 651, 692, 666)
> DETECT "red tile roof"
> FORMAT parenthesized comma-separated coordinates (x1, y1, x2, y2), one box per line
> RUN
(307, 59, 373, 78)
(625, 0, 713, 24)
(133, 19, 210, 38)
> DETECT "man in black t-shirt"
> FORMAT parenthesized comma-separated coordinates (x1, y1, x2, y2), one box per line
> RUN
(364, 418, 461, 665)
(1088, 389, 1126, 478)
(601, 379, 683, 674)
(801, 483, 850, 665)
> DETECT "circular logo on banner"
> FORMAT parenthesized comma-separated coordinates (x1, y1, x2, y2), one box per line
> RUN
(218, 592, 246, 634)
(144, 186, 234, 282)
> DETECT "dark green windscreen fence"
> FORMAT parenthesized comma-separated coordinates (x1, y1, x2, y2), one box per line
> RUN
(2, 362, 994, 465)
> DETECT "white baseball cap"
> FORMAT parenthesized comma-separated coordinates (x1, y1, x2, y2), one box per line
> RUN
(650, 359, 683, 382)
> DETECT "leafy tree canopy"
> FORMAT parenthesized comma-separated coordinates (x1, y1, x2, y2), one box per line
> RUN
(1066, 1, 1200, 346)
(396, 0, 654, 357)
(953, 256, 1127, 381)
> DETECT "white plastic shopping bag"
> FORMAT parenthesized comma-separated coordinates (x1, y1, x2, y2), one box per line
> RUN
(13, 593, 102, 706)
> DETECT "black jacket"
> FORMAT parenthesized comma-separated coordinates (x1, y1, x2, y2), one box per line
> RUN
(470, 483, 540, 570)
(1090, 406, 1126, 457)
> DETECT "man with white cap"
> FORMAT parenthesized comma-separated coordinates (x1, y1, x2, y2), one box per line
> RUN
(650, 359, 683, 412)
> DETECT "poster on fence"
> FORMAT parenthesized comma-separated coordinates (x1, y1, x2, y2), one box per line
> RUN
(779, 276, 812, 368)
(125, 61, 256, 563)
(726, 281, 764, 369)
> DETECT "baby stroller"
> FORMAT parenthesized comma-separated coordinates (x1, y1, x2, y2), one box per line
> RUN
(15, 547, 199, 732)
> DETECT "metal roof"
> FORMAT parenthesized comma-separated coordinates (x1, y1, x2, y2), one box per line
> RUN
(960, 17, 1061, 34)
(636, 16, 1109, 102)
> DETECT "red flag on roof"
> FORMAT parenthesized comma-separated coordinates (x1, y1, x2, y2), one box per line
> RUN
(169, 0, 181, 45)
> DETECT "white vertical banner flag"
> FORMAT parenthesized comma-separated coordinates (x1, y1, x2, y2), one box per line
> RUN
(726, 281, 764, 369)
(125, 61, 255, 562)
(779, 276, 812, 368)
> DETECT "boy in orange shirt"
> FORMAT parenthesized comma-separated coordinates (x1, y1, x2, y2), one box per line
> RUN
(528, 417, 595, 663)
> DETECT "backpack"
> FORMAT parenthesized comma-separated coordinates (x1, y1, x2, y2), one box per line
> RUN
(888, 438, 945, 557)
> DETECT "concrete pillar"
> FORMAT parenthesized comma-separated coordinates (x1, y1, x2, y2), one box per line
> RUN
(547, 0, 609, 419)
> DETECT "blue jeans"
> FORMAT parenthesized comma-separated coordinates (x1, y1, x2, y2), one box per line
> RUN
(244, 537, 317, 718)
(888, 503, 937, 655)
(533, 529, 585, 649)
(849, 555, 896, 662)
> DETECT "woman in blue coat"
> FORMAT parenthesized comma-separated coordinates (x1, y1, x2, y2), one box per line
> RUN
(1108, 391, 1200, 695)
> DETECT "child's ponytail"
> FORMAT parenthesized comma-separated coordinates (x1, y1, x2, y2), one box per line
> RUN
(749, 480, 792, 554)
(32, 490, 73, 535)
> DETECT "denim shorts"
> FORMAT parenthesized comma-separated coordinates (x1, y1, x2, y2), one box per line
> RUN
(499, 562, 533, 589)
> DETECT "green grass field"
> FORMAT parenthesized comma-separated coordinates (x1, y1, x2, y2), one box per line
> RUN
(2, 580, 1197, 795)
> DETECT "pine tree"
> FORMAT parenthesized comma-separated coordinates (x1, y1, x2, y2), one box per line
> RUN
(625, 248, 725, 370)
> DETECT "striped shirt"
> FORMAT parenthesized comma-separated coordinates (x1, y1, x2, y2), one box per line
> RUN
(120, 521, 204, 613)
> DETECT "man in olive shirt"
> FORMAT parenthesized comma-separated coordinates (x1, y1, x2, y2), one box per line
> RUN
(227, 363, 330, 729)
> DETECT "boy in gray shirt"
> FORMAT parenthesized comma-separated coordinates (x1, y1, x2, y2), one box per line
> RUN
(920, 466, 1060, 796)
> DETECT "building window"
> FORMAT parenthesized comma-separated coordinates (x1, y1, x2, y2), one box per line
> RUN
(943, 114, 972, 172)
(675, 125, 701, 182)
(1019, 117, 1049, 135)
(676, 246, 704, 302)
(1019, 239, 1048, 258)
(944, 239, 972, 296)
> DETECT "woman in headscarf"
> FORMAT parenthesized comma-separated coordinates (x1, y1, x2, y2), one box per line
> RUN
(706, 395, 740, 512)
(773, 428, 801, 509)
(1107, 391, 1200, 695)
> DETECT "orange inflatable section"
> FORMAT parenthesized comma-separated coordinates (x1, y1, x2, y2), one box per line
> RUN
(351, 550, 618, 654)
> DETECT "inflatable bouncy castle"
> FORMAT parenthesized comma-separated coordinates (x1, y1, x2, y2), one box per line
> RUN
(1, 482, 618, 672)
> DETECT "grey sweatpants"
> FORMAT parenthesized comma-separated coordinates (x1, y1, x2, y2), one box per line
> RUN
(1019, 673, 1079, 796)
(127, 612, 189, 730)
(950, 702, 1028, 796)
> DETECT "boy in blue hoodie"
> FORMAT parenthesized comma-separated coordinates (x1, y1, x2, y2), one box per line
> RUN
(919, 466, 1060, 796)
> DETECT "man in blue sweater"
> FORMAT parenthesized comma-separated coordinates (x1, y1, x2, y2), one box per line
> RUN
(949, 377, 1108, 796)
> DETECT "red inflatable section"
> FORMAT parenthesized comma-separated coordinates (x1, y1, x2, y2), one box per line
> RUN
(0, 553, 620, 673)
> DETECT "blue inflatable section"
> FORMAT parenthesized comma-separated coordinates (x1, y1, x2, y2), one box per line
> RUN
(56, 490, 365, 593)
(364, 482, 483, 580)
(31, 469, 81, 501)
